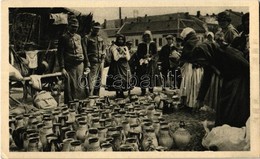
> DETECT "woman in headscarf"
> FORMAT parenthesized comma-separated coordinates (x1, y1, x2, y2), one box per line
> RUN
(135, 30, 159, 96)
(179, 27, 204, 111)
(192, 40, 249, 128)
(105, 34, 132, 98)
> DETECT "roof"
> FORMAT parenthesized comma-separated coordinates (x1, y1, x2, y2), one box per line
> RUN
(103, 28, 120, 37)
(118, 18, 205, 35)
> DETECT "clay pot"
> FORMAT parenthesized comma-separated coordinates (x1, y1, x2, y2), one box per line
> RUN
(27, 137, 39, 152)
(76, 121, 88, 142)
(98, 127, 108, 143)
(172, 121, 191, 150)
(142, 127, 158, 151)
(65, 131, 76, 140)
(83, 128, 98, 150)
(62, 138, 74, 151)
(43, 117, 53, 127)
(158, 126, 174, 150)
(16, 116, 25, 129)
(23, 114, 30, 128)
(39, 126, 53, 151)
(86, 137, 101, 151)
(101, 142, 113, 151)
(111, 133, 122, 151)
(119, 144, 134, 151)
(70, 140, 82, 151)
(125, 137, 139, 151)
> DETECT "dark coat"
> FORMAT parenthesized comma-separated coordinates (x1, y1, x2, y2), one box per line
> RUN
(193, 42, 249, 127)
(135, 42, 160, 88)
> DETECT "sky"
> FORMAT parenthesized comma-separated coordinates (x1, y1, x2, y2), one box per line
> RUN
(73, 7, 249, 23)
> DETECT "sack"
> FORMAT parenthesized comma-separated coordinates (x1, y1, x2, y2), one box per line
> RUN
(202, 123, 249, 151)
(33, 91, 57, 110)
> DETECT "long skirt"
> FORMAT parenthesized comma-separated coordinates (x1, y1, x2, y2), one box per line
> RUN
(204, 73, 223, 110)
(106, 59, 133, 91)
(64, 63, 87, 104)
(179, 63, 203, 108)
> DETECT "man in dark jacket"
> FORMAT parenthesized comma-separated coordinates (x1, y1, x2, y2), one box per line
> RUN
(58, 18, 90, 104)
(159, 35, 181, 90)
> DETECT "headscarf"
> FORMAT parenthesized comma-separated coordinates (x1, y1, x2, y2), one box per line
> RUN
(142, 30, 153, 43)
(115, 34, 126, 46)
(207, 32, 215, 39)
(180, 27, 196, 39)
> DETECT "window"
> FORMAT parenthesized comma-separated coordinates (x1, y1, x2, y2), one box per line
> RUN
(135, 39, 139, 46)
(153, 38, 157, 45)
(159, 38, 162, 46)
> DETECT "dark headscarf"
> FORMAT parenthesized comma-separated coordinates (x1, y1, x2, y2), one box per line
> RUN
(115, 34, 126, 46)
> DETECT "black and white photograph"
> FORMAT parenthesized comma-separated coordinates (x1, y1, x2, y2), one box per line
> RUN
(2, 0, 260, 158)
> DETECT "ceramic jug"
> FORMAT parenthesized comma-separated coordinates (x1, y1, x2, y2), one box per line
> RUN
(172, 121, 191, 150)
(158, 126, 174, 150)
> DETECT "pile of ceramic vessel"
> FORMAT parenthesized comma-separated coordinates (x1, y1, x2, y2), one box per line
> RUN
(9, 93, 191, 152)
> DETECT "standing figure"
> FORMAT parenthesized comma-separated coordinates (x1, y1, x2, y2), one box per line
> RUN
(217, 11, 239, 45)
(82, 22, 106, 96)
(159, 35, 181, 90)
(136, 30, 159, 96)
(57, 18, 90, 104)
(105, 34, 132, 98)
(179, 27, 203, 111)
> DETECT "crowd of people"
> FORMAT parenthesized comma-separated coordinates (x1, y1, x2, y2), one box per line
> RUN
(57, 11, 250, 128)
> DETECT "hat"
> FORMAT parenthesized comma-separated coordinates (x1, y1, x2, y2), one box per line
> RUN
(93, 22, 102, 29)
(217, 11, 231, 22)
(166, 35, 174, 39)
(180, 27, 195, 39)
(69, 18, 79, 27)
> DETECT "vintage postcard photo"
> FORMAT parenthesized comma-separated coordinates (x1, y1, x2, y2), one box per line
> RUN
(1, 0, 259, 158)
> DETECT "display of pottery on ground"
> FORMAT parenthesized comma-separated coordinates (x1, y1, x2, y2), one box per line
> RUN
(9, 90, 215, 152)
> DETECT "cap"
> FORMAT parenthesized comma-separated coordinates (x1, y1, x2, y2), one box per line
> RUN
(165, 35, 174, 39)
(217, 11, 231, 22)
(93, 22, 102, 29)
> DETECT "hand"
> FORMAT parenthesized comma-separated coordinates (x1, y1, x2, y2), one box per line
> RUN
(61, 68, 69, 78)
(84, 67, 90, 75)
(76, 54, 84, 61)
(170, 50, 181, 60)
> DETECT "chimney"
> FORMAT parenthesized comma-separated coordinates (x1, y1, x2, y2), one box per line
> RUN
(119, 7, 123, 27)
(197, 11, 201, 17)
(103, 19, 107, 29)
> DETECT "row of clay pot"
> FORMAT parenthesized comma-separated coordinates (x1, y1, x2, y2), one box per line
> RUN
(10, 94, 191, 151)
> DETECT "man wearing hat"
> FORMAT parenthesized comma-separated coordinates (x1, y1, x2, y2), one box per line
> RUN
(217, 11, 239, 44)
(58, 18, 90, 104)
(82, 22, 106, 96)
(159, 35, 181, 90)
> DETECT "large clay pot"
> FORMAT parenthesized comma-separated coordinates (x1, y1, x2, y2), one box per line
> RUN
(119, 144, 134, 151)
(172, 121, 191, 150)
(122, 121, 130, 137)
(158, 126, 174, 150)
(153, 120, 160, 137)
(16, 116, 25, 129)
(43, 117, 53, 127)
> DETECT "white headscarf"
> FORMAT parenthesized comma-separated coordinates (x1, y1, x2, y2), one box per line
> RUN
(180, 27, 196, 39)
(142, 30, 153, 43)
